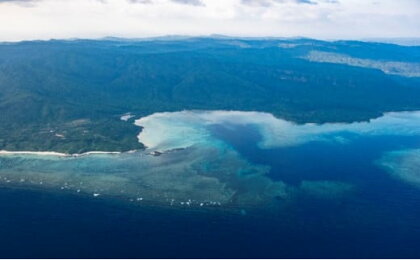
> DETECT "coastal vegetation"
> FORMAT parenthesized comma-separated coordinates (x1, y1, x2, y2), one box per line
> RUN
(1, 37, 419, 153)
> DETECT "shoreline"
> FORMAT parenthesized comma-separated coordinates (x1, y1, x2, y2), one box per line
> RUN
(0, 150, 124, 157)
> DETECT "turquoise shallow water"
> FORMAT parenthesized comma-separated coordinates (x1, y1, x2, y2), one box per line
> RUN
(0, 110, 419, 258)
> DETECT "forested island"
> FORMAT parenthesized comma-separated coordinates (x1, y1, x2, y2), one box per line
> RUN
(1, 37, 419, 153)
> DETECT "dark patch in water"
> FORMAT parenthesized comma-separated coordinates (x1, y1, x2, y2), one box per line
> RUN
(1, 185, 420, 258)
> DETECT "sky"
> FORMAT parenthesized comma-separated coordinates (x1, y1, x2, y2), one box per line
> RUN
(0, 0, 419, 41)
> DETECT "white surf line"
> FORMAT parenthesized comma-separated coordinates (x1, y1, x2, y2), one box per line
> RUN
(0, 150, 68, 156)
(0, 150, 122, 157)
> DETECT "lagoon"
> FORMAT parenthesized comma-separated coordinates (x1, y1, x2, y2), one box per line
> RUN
(0, 110, 419, 257)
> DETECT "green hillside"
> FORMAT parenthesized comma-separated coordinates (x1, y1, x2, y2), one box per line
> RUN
(0, 38, 419, 153)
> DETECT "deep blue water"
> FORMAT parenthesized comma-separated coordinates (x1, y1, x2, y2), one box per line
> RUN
(1, 123, 420, 258)
(1, 184, 419, 259)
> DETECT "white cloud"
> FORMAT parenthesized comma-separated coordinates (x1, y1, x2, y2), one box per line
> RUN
(0, 0, 419, 41)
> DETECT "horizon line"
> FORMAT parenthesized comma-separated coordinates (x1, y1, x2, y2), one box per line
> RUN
(1, 34, 420, 46)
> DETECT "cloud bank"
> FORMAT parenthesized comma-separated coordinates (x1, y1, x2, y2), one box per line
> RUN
(0, 0, 419, 41)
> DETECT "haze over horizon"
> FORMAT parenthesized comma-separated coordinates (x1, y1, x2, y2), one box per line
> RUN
(1, 0, 419, 42)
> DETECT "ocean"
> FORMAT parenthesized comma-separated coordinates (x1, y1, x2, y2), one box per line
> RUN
(0, 110, 419, 258)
